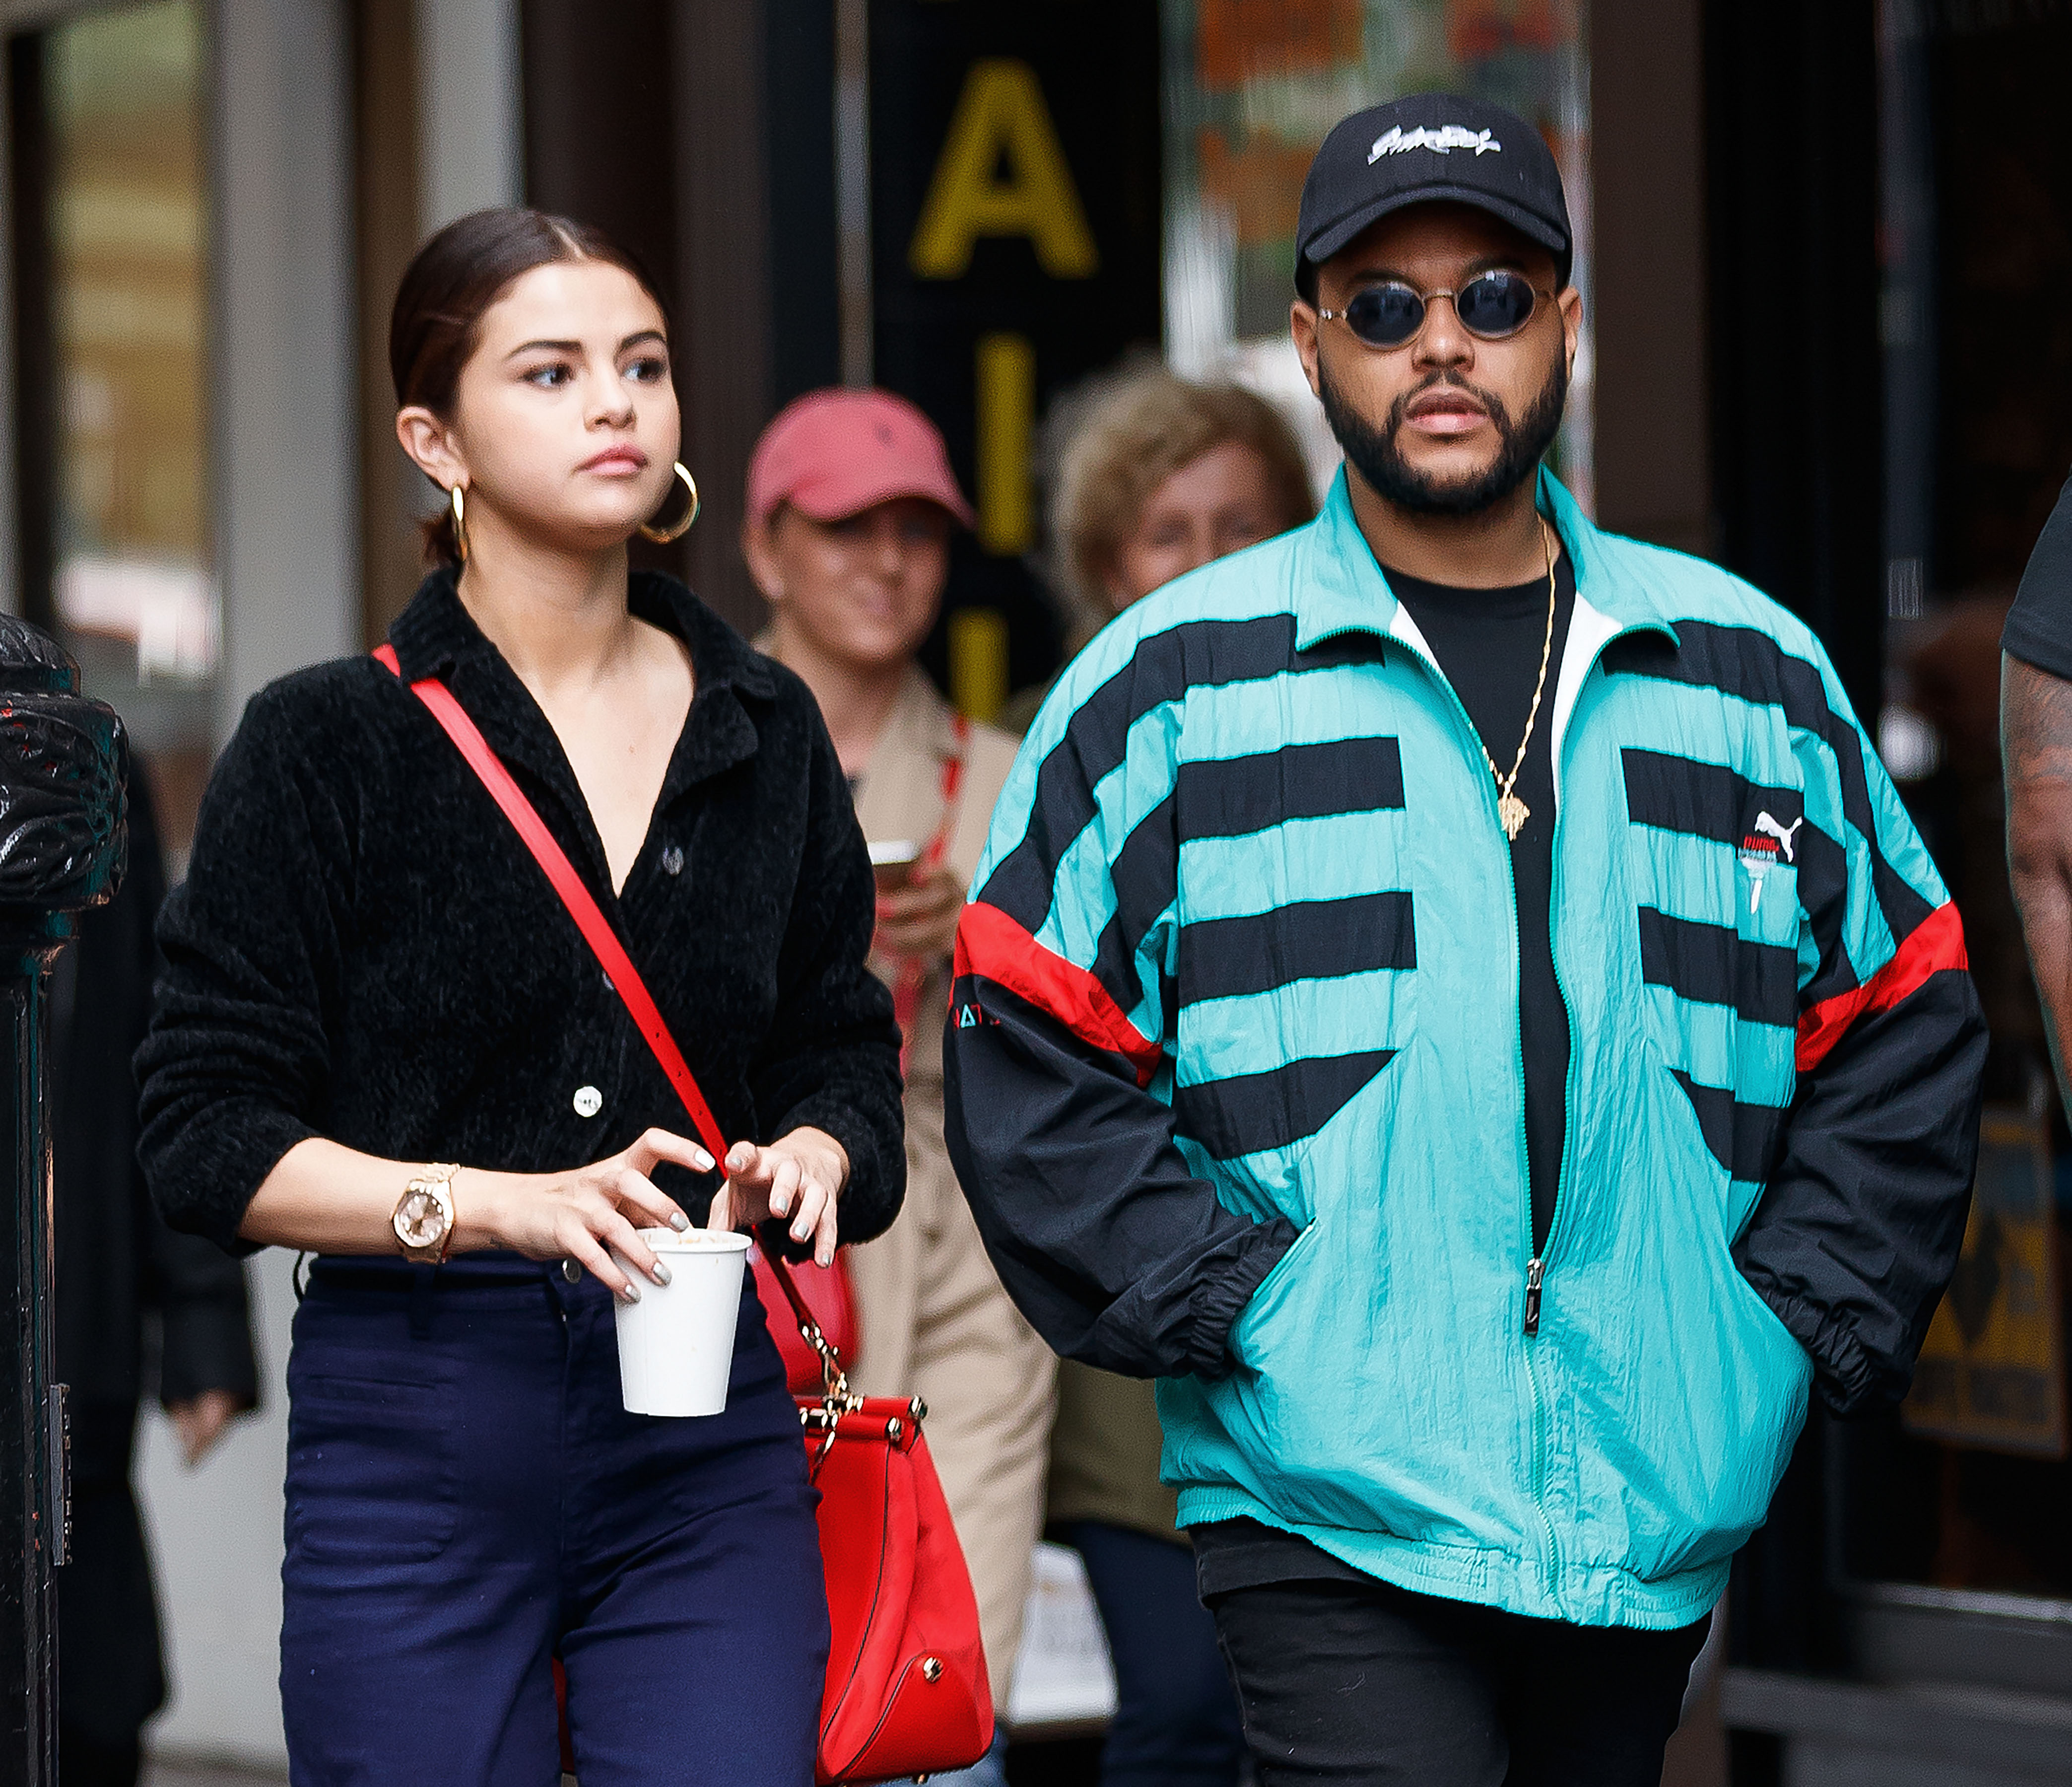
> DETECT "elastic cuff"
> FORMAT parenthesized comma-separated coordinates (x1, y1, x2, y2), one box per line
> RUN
(1186, 1217, 1300, 1382)
(1748, 1279, 1885, 1418)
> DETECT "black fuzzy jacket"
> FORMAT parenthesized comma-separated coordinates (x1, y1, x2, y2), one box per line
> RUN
(137, 571, 904, 1258)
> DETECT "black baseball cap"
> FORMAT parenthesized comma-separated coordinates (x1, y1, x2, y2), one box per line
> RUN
(1295, 93, 1572, 290)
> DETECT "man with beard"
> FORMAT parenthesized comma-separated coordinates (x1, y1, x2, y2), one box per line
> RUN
(942, 94, 1986, 1784)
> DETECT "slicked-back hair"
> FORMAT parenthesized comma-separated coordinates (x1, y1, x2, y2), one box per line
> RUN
(390, 207, 668, 567)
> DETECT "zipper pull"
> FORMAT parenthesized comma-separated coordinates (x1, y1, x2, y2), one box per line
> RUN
(1524, 1257, 1545, 1336)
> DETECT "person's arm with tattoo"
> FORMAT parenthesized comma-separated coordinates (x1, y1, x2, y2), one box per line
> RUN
(2003, 470, 2072, 1106)
(2005, 651, 2072, 1102)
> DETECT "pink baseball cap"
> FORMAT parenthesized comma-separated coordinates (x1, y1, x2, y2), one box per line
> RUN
(747, 388, 975, 530)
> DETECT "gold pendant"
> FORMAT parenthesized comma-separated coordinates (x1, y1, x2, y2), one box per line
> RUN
(1498, 792, 1530, 839)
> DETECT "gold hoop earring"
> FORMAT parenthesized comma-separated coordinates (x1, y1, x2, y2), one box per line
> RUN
(639, 462, 700, 544)
(449, 483, 469, 564)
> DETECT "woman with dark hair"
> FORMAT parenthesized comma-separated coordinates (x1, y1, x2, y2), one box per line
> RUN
(137, 208, 903, 1785)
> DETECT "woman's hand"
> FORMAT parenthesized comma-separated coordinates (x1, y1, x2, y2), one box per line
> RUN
(464, 1127, 712, 1301)
(874, 862, 964, 962)
(167, 1388, 244, 1467)
(708, 1127, 849, 1267)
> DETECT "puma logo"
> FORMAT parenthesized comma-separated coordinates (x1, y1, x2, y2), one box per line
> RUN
(1754, 812, 1803, 862)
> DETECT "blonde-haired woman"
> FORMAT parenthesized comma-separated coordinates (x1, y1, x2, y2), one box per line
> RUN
(1002, 365, 1313, 734)
(1008, 364, 1313, 1787)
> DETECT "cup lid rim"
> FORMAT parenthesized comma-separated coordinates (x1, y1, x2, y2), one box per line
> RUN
(633, 1226, 752, 1251)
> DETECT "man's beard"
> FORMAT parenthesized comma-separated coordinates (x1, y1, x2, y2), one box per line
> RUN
(1319, 354, 1567, 517)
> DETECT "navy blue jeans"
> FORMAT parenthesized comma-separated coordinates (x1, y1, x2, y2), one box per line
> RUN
(280, 1261, 827, 1787)
(1056, 1521, 1246, 1787)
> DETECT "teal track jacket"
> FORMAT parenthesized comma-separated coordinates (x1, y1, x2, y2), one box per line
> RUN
(943, 469, 1986, 1630)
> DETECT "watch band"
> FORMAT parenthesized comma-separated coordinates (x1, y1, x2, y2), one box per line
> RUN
(394, 1163, 460, 1264)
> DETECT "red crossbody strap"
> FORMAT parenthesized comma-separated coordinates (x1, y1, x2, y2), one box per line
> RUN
(374, 643, 728, 1164)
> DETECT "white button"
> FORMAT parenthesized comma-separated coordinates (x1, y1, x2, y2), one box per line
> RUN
(662, 845, 684, 876)
(573, 1085, 603, 1118)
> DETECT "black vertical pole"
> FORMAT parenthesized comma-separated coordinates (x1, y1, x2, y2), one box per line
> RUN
(0, 617, 127, 1787)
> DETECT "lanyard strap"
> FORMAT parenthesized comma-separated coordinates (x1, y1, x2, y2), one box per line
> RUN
(888, 712, 969, 1053)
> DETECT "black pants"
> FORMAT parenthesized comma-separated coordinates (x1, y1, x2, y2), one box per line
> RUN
(58, 1399, 161, 1787)
(1056, 1521, 1245, 1787)
(1205, 1575, 1709, 1786)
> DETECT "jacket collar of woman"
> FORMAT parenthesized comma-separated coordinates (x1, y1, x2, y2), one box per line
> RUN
(382, 568, 780, 891)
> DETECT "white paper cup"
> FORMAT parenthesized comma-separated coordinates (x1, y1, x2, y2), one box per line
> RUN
(609, 1228, 752, 1417)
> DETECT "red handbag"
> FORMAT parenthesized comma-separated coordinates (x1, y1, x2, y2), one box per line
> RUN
(377, 646, 994, 1783)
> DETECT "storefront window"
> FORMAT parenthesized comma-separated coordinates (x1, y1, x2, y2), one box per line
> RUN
(10, 0, 213, 862)
(1841, 0, 2072, 1606)
(1159, 0, 1592, 503)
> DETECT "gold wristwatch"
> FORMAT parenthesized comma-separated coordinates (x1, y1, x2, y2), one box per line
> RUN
(393, 1164, 460, 1264)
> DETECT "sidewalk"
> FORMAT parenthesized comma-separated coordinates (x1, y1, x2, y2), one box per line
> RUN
(145, 1766, 283, 1783)
(146, 1764, 284, 1787)
(147, 1758, 581, 1786)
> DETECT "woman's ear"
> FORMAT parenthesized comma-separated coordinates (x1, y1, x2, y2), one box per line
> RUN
(396, 405, 467, 493)
(741, 511, 787, 605)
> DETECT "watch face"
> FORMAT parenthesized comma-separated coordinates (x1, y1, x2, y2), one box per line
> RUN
(396, 1187, 445, 1248)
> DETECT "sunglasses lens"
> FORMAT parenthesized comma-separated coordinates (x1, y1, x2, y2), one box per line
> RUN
(1455, 271, 1537, 339)
(1344, 284, 1425, 347)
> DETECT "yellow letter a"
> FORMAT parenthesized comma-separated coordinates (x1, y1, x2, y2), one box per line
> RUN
(910, 59, 1099, 279)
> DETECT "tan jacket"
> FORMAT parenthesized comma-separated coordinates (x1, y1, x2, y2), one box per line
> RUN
(760, 648, 1053, 1703)
(851, 669, 1018, 1085)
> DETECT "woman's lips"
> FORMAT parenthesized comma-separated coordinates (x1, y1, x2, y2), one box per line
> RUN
(580, 446, 649, 475)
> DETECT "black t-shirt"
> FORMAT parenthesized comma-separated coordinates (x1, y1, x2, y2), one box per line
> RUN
(1192, 547, 1579, 1599)
(2004, 467, 2072, 676)
(1391, 550, 1577, 1256)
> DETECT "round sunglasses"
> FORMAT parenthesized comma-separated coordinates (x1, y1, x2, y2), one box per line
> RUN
(1317, 270, 1553, 349)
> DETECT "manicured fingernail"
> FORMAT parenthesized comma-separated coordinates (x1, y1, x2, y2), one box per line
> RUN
(621, 1283, 641, 1304)
(691, 1148, 714, 1172)
(816, 1248, 833, 1268)
(651, 1261, 672, 1287)
(668, 1211, 690, 1232)
(792, 1220, 810, 1240)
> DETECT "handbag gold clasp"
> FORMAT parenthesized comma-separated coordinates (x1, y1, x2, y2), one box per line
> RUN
(797, 1314, 865, 1466)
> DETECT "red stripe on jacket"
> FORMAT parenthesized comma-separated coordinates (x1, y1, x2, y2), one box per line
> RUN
(953, 899, 1161, 1088)
(1796, 900, 1968, 1073)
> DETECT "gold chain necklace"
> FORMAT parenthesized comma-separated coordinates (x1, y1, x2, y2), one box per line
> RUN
(1478, 519, 1558, 842)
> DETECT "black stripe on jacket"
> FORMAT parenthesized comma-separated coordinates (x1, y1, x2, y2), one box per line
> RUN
(1173, 1048, 1399, 1161)
(1176, 737, 1404, 839)
(1620, 747, 1854, 1008)
(1669, 1069, 1789, 1182)
(1080, 736, 1412, 1040)
(1638, 907, 1796, 1029)
(985, 617, 1300, 932)
(1179, 893, 1415, 1007)
(1607, 621, 1934, 947)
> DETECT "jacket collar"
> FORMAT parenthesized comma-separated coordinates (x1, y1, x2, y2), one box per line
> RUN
(384, 568, 774, 896)
(849, 668, 964, 846)
(1292, 465, 1681, 653)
